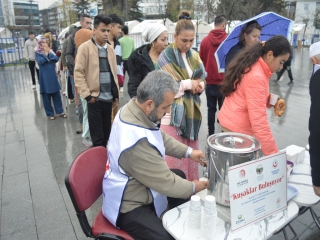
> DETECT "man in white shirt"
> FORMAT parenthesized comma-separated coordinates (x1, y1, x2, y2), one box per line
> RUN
(24, 32, 39, 89)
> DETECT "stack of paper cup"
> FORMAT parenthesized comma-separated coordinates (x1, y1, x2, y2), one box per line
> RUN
(203, 195, 217, 239)
(188, 195, 201, 229)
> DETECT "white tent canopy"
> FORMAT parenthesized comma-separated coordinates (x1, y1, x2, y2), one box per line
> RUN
(292, 23, 305, 33)
(191, 20, 212, 34)
(0, 28, 12, 38)
(58, 22, 81, 39)
(209, 20, 241, 34)
(131, 18, 175, 34)
(125, 20, 140, 33)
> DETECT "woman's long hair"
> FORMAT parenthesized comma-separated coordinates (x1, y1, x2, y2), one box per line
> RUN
(221, 35, 291, 96)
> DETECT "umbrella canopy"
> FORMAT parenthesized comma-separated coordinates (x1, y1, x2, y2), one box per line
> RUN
(215, 12, 293, 73)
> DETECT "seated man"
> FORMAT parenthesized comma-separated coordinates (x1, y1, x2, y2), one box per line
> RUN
(102, 70, 208, 239)
(309, 41, 320, 197)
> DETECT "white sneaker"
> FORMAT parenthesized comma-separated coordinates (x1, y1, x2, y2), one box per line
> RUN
(120, 87, 123, 93)
(32, 85, 36, 90)
(278, 76, 284, 82)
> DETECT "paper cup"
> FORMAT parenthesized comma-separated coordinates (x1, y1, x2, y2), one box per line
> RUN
(199, 177, 208, 182)
(189, 195, 201, 213)
(188, 195, 201, 228)
(269, 93, 279, 106)
(204, 195, 217, 215)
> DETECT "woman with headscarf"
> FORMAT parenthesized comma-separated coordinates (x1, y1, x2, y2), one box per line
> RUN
(127, 23, 168, 98)
(35, 38, 66, 120)
(225, 20, 262, 68)
(157, 10, 206, 181)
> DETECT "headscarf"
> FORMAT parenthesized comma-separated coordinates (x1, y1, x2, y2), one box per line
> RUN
(35, 38, 53, 55)
(142, 23, 167, 43)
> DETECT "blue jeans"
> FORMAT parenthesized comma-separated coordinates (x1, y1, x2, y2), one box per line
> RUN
(205, 84, 224, 135)
(69, 71, 75, 96)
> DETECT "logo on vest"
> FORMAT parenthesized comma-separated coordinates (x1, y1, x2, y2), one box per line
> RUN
(104, 159, 112, 178)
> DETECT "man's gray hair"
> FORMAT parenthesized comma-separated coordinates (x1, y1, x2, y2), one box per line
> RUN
(137, 70, 179, 107)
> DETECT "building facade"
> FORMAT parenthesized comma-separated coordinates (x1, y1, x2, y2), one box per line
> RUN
(0, 0, 40, 36)
(39, 2, 60, 35)
(287, 0, 320, 33)
(140, 0, 168, 19)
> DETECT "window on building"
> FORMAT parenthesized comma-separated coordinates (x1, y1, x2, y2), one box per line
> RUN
(304, 4, 309, 11)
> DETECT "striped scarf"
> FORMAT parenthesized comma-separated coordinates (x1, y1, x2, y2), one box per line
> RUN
(157, 42, 206, 140)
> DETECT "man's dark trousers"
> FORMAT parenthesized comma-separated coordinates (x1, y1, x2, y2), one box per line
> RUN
(123, 60, 130, 78)
(28, 60, 39, 85)
(205, 84, 224, 135)
(117, 169, 189, 240)
(87, 100, 112, 147)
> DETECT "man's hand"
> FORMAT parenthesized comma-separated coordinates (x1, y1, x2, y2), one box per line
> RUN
(112, 100, 119, 109)
(193, 180, 208, 193)
(190, 150, 207, 166)
(88, 97, 96, 103)
(63, 66, 68, 71)
(313, 185, 320, 197)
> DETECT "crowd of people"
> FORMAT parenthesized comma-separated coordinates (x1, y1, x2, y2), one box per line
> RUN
(22, 10, 320, 239)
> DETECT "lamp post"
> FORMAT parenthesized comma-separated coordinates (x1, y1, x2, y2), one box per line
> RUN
(163, 4, 167, 26)
(28, 0, 34, 32)
(125, 0, 128, 23)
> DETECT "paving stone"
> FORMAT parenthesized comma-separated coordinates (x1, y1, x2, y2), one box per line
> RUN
(0, 225, 38, 240)
(23, 124, 42, 137)
(0, 126, 5, 137)
(1, 172, 35, 236)
(3, 154, 27, 176)
(22, 116, 37, 127)
(35, 206, 76, 240)
(5, 130, 24, 144)
(4, 141, 25, 158)
(5, 120, 23, 132)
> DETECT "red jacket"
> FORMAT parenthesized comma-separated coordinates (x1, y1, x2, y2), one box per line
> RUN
(218, 57, 278, 156)
(199, 29, 227, 85)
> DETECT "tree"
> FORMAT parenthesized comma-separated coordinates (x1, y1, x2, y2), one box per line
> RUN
(2, 0, 16, 32)
(313, 8, 320, 30)
(127, 0, 144, 21)
(180, 0, 194, 18)
(99, 0, 142, 22)
(165, 0, 180, 22)
(59, 0, 78, 28)
(259, 0, 287, 15)
(72, 0, 92, 18)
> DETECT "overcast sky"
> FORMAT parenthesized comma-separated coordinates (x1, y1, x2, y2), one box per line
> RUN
(38, 0, 56, 10)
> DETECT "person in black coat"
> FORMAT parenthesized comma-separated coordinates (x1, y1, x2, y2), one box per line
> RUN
(127, 23, 168, 98)
(277, 48, 294, 83)
(225, 20, 262, 68)
(308, 42, 320, 197)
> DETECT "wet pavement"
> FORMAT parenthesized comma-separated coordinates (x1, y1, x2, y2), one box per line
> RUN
(0, 47, 320, 239)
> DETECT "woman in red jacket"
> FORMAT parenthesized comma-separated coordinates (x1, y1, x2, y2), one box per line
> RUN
(218, 35, 291, 156)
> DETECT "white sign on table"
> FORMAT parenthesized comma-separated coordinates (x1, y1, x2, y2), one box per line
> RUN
(228, 151, 287, 232)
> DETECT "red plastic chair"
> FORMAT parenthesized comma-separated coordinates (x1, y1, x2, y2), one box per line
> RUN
(65, 146, 134, 240)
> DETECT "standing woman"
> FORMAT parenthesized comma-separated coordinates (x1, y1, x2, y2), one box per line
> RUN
(35, 38, 67, 120)
(127, 23, 168, 98)
(218, 36, 291, 156)
(225, 20, 262, 68)
(158, 10, 206, 181)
